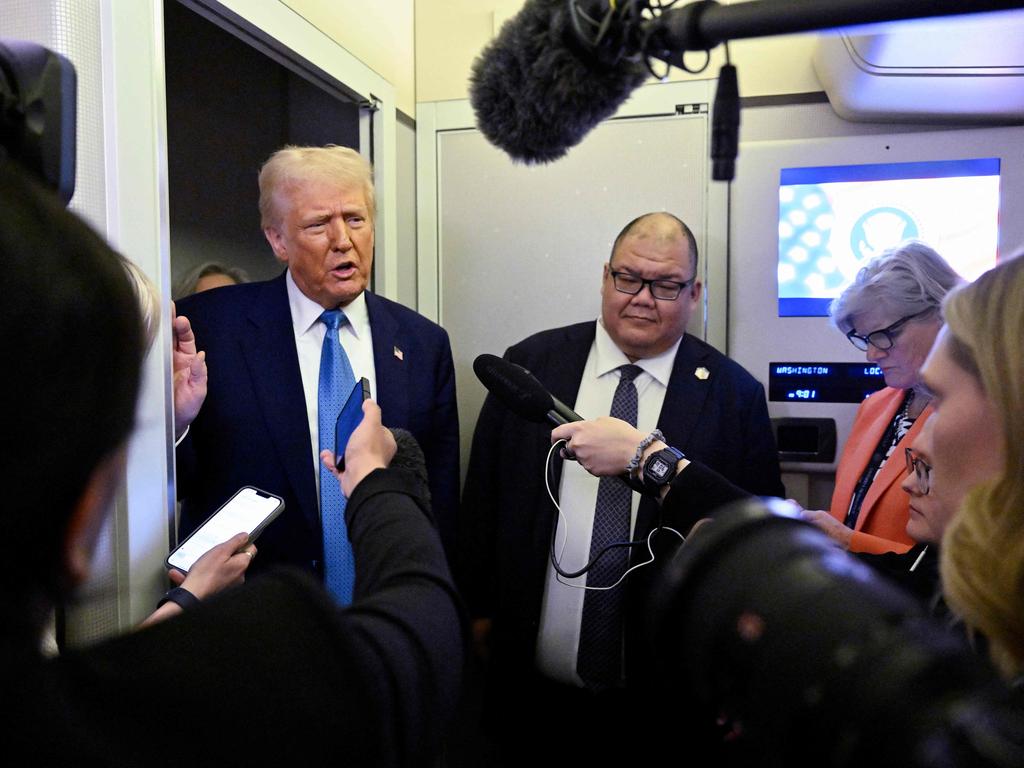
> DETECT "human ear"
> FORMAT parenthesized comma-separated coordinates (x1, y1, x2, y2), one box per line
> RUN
(264, 226, 288, 263)
(63, 449, 126, 588)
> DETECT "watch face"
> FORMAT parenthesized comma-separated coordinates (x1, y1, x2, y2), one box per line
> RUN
(650, 457, 671, 479)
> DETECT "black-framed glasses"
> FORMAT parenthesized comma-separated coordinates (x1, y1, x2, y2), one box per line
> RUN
(905, 447, 932, 495)
(845, 308, 932, 352)
(609, 270, 695, 301)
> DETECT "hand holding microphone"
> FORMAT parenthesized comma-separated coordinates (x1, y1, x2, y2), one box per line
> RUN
(552, 417, 650, 476)
(473, 354, 651, 490)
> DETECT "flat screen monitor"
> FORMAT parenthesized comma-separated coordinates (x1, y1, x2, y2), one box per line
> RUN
(777, 158, 1000, 317)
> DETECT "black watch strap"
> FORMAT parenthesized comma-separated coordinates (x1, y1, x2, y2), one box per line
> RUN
(157, 586, 201, 612)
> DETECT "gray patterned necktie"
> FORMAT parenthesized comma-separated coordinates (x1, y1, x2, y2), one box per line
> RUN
(576, 364, 642, 690)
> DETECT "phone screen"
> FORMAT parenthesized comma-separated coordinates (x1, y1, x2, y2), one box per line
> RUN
(335, 377, 371, 471)
(167, 487, 283, 573)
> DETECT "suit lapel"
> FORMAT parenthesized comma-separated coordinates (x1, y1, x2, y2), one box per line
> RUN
(634, 335, 712, 538)
(536, 322, 595, 492)
(240, 275, 319, 532)
(365, 292, 410, 428)
(856, 400, 933, 531)
(523, 323, 595, 572)
(655, 334, 712, 450)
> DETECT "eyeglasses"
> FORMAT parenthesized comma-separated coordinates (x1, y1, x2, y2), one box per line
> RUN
(904, 447, 932, 495)
(845, 309, 932, 352)
(609, 270, 695, 301)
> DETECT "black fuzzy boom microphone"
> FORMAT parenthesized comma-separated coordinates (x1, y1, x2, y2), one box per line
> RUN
(469, 0, 1024, 167)
(469, 0, 647, 165)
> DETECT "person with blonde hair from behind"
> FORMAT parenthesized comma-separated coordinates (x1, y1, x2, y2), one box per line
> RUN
(920, 252, 1024, 679)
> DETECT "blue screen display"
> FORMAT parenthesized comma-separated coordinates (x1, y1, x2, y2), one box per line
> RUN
(778, 158, 1000, 317)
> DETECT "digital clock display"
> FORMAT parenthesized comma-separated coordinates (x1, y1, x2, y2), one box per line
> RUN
(769, 362, 886, 404)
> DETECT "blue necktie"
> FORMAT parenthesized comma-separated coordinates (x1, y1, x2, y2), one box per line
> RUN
(319, 309, 357, 603)
(577, 364, 642, 690)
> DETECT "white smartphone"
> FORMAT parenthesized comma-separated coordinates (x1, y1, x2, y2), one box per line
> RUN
(166, 486, 284, 573)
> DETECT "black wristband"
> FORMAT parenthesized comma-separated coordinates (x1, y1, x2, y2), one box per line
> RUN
(157, 586, 201, 612)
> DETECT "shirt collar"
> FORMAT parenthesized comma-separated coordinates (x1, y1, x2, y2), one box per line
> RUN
(594, 318, 682, 387)
(286, 269, 370, 338)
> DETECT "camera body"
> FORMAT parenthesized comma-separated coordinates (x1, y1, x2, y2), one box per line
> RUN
(0, 38, 76, 203)
(647, 498, 1023, 767)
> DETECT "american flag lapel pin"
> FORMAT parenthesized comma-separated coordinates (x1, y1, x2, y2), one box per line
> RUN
(393, 346, 404, 361)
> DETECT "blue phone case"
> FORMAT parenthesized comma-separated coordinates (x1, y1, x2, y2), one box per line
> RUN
(335, 377, 371, 470)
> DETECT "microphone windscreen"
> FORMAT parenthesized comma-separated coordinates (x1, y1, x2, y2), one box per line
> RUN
(469, 0, 648, 164)
(388, 427, 431, 504)
(473, 353, 555, 424)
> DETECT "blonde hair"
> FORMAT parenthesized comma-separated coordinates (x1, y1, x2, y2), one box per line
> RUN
(119, 256, 160, 348)
(939, 253, 1024, 678)
(258, 145, 375, 228)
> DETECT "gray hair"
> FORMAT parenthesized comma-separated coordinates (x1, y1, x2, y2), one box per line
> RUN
(830, 240, 963, 332)
(173, 261, 249, 301)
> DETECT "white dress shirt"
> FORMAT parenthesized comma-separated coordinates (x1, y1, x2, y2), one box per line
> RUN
(286, 270, 377, 495)
(534, 320, 681, 686)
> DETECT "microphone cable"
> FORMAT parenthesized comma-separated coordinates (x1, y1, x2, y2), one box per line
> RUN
(545, 438, 683, 588)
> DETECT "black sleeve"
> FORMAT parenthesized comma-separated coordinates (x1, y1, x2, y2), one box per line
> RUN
(740, 381, 786, 498)
(56, 467, 465, 768)
(341, 466, 468, 764)
(856, 544, 938, 604)
(661, 460, 753, 535)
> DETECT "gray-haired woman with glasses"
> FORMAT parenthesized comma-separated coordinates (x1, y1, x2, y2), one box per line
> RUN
(799, 241, 962, 555)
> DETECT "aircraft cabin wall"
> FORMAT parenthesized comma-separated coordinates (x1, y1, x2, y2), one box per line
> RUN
(3, 0, 1023, 642)
(730, 105, 1024, 509)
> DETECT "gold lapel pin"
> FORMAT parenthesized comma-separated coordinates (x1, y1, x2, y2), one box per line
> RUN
(695, 366, 710, 380)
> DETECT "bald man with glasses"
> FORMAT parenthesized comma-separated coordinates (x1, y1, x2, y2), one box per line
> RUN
(459, 211, 782, 764)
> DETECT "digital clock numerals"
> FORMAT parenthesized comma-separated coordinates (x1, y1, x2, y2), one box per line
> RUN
(787, 389, 818, 400)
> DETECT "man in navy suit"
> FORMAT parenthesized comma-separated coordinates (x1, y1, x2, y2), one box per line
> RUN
(175, 145, 459, 577)
(460, 212, 782, 763)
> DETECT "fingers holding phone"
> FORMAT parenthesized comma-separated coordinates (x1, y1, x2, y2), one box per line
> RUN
(320, 399, 397, 498)
(177, 532, 256, 600)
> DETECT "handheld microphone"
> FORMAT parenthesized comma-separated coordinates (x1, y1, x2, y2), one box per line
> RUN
(474, 353, 647, 498)
(473, 353, 582, 426)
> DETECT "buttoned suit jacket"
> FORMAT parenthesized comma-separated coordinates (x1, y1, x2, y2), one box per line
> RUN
(829, 386, 930, 555)
(176, 272, 460, 573)
(460, 320, 783, 687)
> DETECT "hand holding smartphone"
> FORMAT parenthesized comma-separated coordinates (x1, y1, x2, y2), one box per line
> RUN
(166, 487, 284, 573)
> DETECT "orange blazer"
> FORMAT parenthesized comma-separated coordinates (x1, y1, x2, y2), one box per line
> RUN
(829, 387, 933, 555)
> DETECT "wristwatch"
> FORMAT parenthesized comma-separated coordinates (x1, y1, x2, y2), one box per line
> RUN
(157, 586, 201, 612)
(642, 445, 685, 494)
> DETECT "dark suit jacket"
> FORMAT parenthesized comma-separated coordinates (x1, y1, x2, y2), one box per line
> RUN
(460, 321, 782, 687)
(176, 272, 460, 573)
